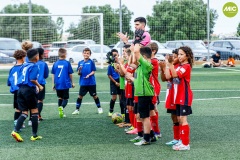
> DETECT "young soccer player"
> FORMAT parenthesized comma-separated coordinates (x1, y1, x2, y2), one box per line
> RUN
(21, 41, 33, 63)
(11, 49, 43, 142)
(160, 49, 180, 146)
(107, 49, 122, 117)
(165, 46, 194, 151)
(51, 48, 75, 118)
(36, 48, 49, 121)
(72, 48, 103, 114)
(7, 50, 26, 127)
(227, 55, 235, 67)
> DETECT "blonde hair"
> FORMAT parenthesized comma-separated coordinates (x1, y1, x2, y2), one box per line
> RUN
(58, 48, 67, 58)
(21, 41, 33, 51)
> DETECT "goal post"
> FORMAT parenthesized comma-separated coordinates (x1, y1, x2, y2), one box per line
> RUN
(0, 13, 104, 68)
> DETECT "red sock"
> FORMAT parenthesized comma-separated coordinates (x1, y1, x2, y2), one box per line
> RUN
(150, 115, 160, 134)
(136, 121, 143, 132)
(156, 112, 161, 132)
(133, 115, 137, 128)
(128, 110, 134, 126)
(181, 124, 190, 145)
(173, 125, 180, 140)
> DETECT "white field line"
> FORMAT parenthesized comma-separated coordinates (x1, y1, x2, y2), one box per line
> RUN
(216, 67, 240, 72)
(1, 90, 240, 96)
(0, 97, 240, 106)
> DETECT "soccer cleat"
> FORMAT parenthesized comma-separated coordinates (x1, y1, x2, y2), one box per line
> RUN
(63, 114, 67, 118)
(11, 131, 23, 142)
(134, 139, 150, 146)
(108, 112, 113, 117)
(126, 128, 138, 134)
(155, 133, 162, 138)
(166, 139, 179, 146)
(172, 140, 182, 150)
(28, 120, 32, 126)
(98, 108, 103, 114)
(124, 126, 134, 132)
(30, 136, 43, 141)
(38, 116, 43, 121)
(58, 106, 64, 118)
(129, 136, 143, 143)
(150, 135, 158, 142)
(72, 110, 79, 115)
(173, 144, 190, 151)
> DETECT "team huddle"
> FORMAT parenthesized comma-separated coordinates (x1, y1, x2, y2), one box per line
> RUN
(7, 17, 193, 151)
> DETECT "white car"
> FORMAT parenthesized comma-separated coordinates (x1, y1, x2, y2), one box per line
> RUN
(88, 44, 111, 63)
(113, 40, 171, 61)
(48, 41, 67, 63)
(66, 45, 88, 63)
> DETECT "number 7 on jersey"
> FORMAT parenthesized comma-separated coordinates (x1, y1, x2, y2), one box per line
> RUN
(58, 65, 64, 77)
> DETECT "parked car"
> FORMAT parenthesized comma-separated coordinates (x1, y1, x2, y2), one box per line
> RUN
(66, 39, 96, 48)
(0, 38, 21, 57)
(32, 41, 43, 48)
(113, 40, 171, 61)
(48, 41, 67, 63)
(165, 40, 215, 60)
(0, 52, 15, 64)
(208, 40, 240, 60)
(88, 44, 111, 63)
(42, 44, 51, 60)
(66, 44, 88, 63)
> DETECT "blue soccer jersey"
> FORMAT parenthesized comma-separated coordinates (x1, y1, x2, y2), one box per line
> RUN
(7, 65, 23, 93)
(17, 62, 39, 88)
(77, 59, 96, 86)
(107, 65, 119, 80)
(36, 60, 49, 85)
(51, 59, 74, 89)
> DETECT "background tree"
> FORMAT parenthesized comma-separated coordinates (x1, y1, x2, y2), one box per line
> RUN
(237, 22, 240, 37)
(0, 3, 59, 44)
(67, 4, 133, 45)
(147, 0, 218, 42)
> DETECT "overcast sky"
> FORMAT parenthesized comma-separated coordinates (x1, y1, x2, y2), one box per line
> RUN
(0, 0, 239, 35)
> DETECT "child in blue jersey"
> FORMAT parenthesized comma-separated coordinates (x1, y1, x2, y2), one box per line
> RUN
(72, 48, 103, 115)
(51, 48, 75, 118)
(107, 49, 121, 117)
(11, 49, 43, 142)
(36, 48, 49, 121)
(21, 41, 33, 63)
(7, 50, 26, 127)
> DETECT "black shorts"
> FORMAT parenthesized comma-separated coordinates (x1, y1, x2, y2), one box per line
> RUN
(134, 102, 138, 114)
(167, 109, 177, 115)
(37, 84, 45, 101)
(176, 104, 192, 116)
(17, 85, 37, 111)
(79, 85, 97, 97)
(110, 79, 120, 95)
(13, 90, 18, 109)
(56, 89, 69, 99)
(150, 103, 155, 110)
(126, 98, 134, 106)
(138, 96, 152, 118)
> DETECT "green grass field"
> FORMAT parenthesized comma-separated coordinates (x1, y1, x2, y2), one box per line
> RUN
(0, 66, 240, 160)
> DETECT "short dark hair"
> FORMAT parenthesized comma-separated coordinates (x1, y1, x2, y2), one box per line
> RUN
(134, 17, 146, 26)
(83, 47, 92, 55)
(123, 44, 131, 49)
(172, 49, 178, 54)
(111, 49, 118, 53)
(27, 49, 39, 61)
(216, 51, 221, 55)
(58, 48, 67, 58)
(149, 42, 158, 55)
(140, 46, 152, 58)
(37, 48, 44, 59)
(13, 50, 26, 60)
(229, 55, 233, 58)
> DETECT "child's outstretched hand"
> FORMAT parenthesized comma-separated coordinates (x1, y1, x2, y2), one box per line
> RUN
(72, 83, 75, 88)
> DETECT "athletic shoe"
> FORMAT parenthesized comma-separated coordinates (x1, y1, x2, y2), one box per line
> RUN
(134, 139, 150, 146)
(63, 114, 67, 118)
(98, 108, 103, 114)
(39, 116, 43, 121)
(108, 112, 113, 117)
(124, 126, 134, 132)
(30, 135, 43, 141)
(11, 131, 23, 142)
(150, 135, 158, 142)
(155, 133, 162, 138)
(172, 140, 182, 150)
(72, 110, 79, 115)
(28, 120, 32, 126)
(166, 139, 179, 146)
(126, 128, 138, 134)
(58, 106, 64, 118)
(129, 136, 143, 143)
(173, 144, 190, 151)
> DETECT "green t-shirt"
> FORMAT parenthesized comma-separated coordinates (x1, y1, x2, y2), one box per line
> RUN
(119, 60, 127, 90)
(134, 55, 154, 96)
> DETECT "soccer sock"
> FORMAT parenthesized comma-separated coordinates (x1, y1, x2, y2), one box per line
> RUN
(109, 99, 116, 113)
(76, 98, 82, 110)
(173, 122, 180, 140)
(137, 121, 143, 137)
(150, 114, 160, 134)
(181, 124, 190, 145)
(14, 111, 21, 121)
(31, 113, 39, 137)
(133, 114, 137, 128)
(29, 111, 32, 121)
(58, 99, 63, 107)
(150, 130, 155, 138)
(144, 134, 150, 142)
(119, 100, 125, 114)
(128, 110, 134, 127)
(15, 113, 28, 132)
(94, 97, 101, 108)
(124, 109, 130, 123)
(37, 102, 43, 116)
(61, 99, 68, 108)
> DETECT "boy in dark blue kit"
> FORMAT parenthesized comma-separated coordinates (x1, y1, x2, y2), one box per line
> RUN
(51, 48, 74, 118)
(72, 48, 103, 115)
(11, 49, 43, 142)
(107, 49, 122, 117)
(7, 50, 26, 128)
